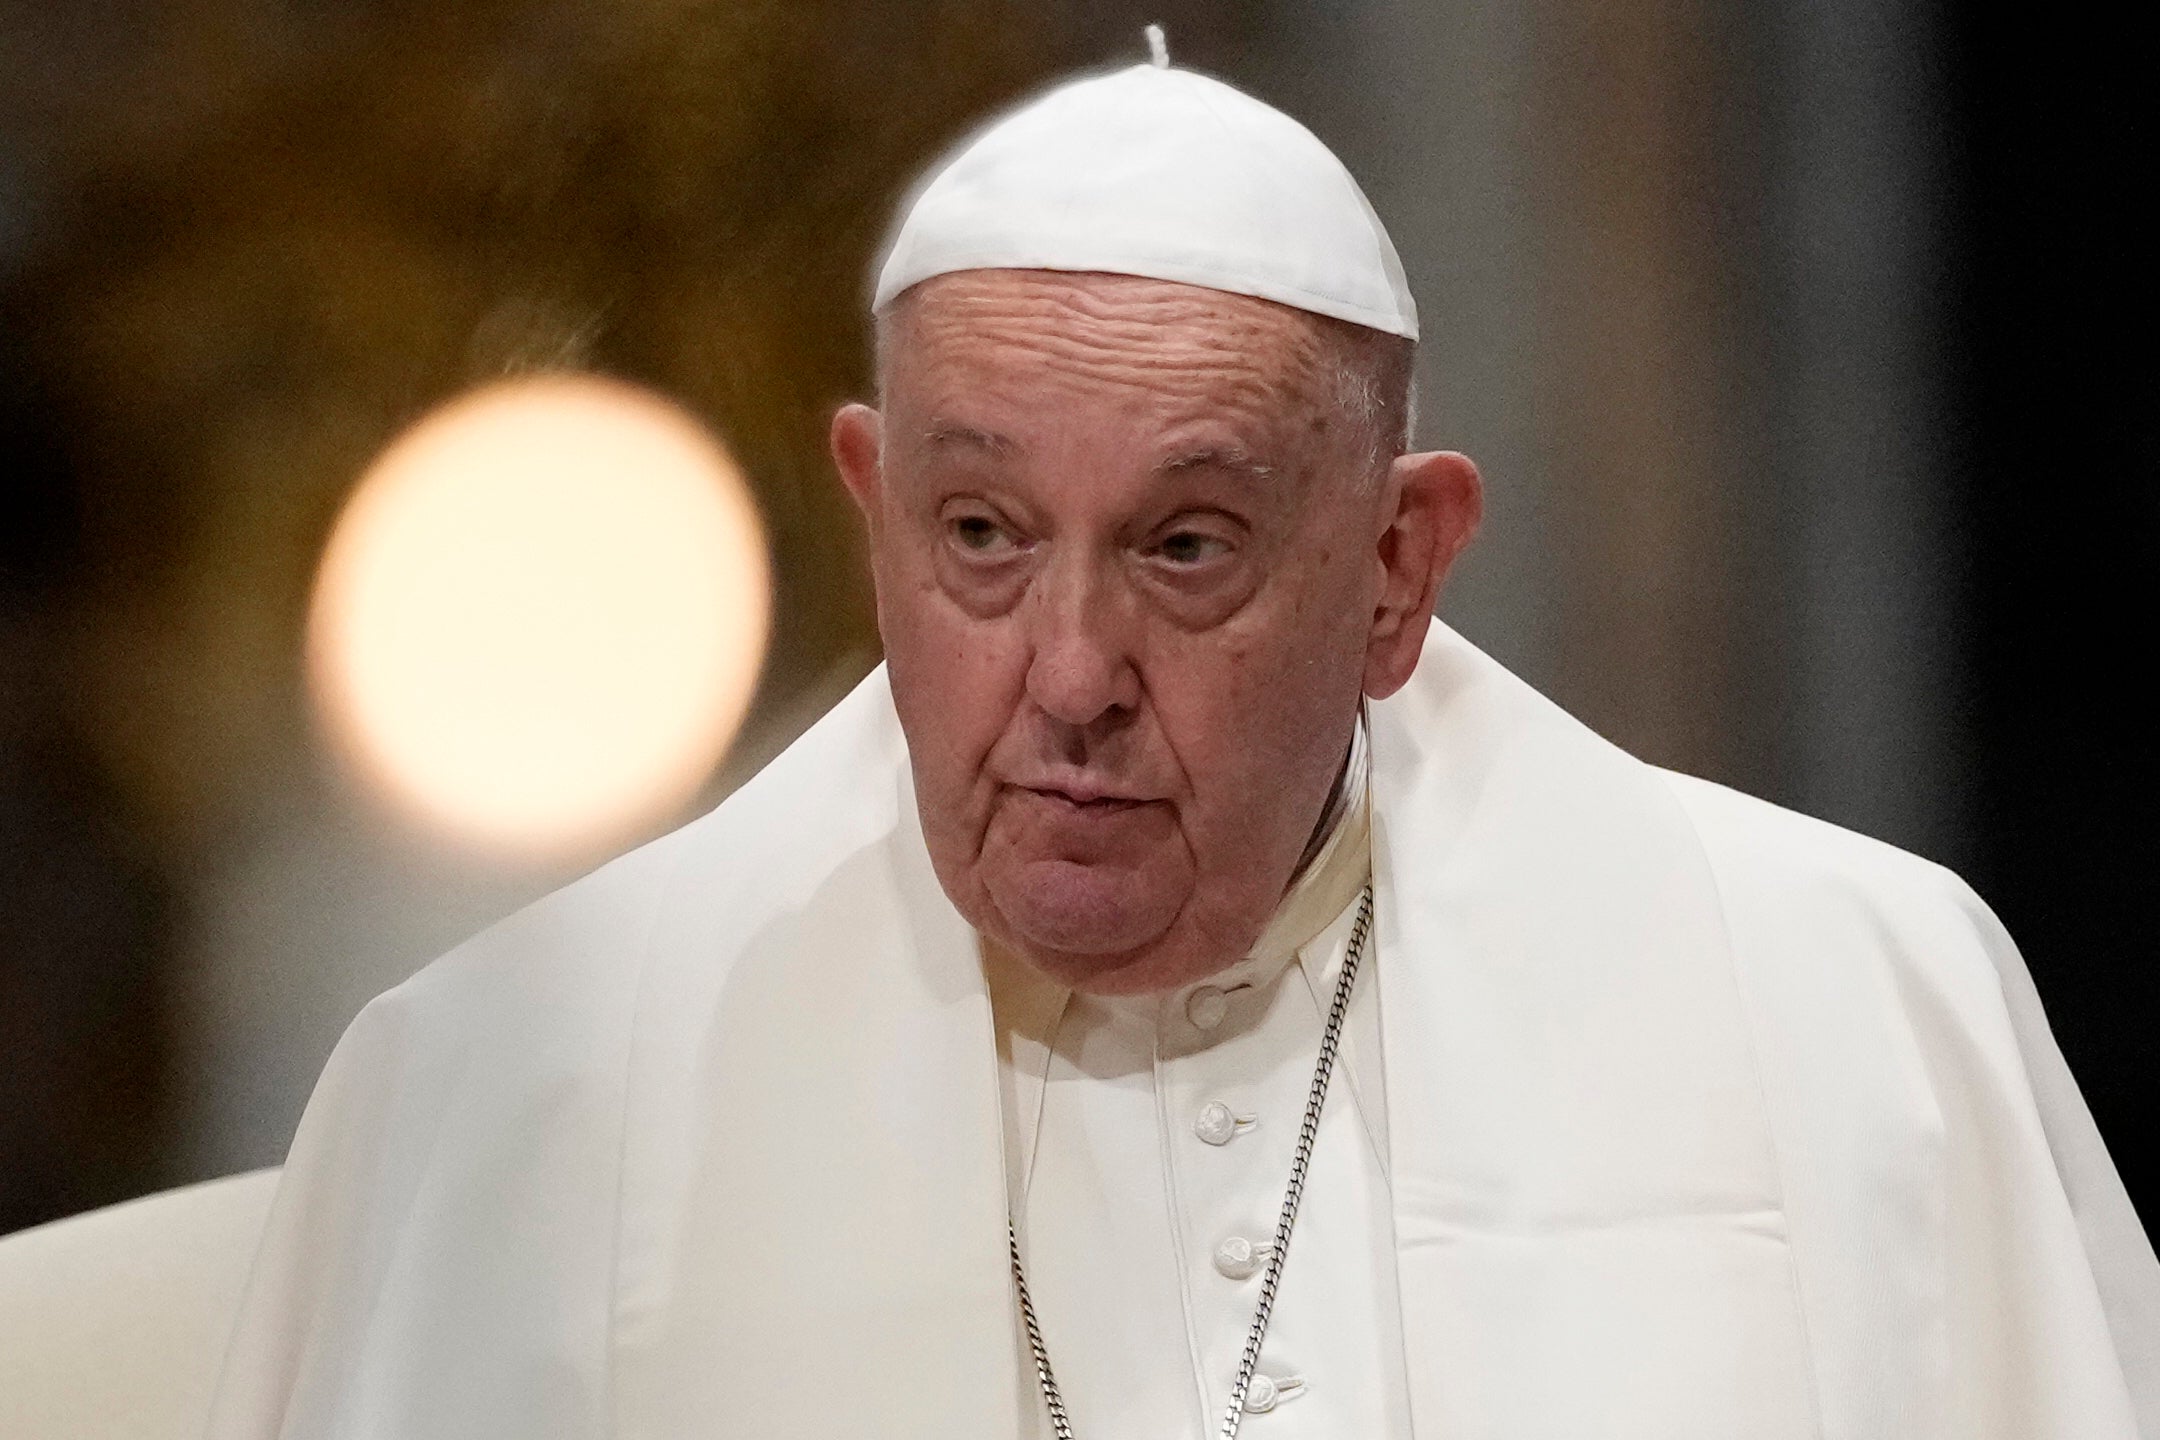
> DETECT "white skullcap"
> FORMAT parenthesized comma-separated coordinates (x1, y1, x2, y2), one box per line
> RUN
(872, 34, 1418, 340)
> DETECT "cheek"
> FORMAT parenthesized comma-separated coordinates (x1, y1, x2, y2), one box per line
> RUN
(1141, 589, 1363, 848)
(1158, 557, 1358, 725)
(1141, 634, 1272, 809)
(878, 559, 1027, 814)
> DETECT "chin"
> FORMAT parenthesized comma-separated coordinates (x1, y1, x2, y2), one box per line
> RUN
(983, 860, 1252, 996)
(992, 857, 1177, 955)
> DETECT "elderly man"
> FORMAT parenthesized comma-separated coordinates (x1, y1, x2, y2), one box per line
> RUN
(209, 42, 2156, 1440)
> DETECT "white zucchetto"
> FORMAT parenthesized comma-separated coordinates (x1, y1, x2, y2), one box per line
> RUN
(872, 33, 1419, 339)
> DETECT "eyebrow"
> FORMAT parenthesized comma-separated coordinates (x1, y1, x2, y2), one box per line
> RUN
(922, 423, 1020, 456)
(1155, 447, 1277, 482)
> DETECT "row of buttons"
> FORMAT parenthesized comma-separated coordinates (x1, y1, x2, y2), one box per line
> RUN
(1194, 1104, 1272, 1283)
(1185, 987, 1305, 1413)
(1216, 1243, 1310, 1414)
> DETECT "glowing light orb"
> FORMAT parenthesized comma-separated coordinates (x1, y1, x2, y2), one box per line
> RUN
(308, 375, 771, 853)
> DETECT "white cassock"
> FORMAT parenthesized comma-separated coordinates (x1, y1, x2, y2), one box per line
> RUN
(207, 624, 2159, 1439)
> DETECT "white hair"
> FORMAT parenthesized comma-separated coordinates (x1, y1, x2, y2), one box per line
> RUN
(1328, 349, 1418, 483)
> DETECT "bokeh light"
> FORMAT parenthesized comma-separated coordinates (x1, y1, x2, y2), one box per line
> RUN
(307, 375, 770, 853)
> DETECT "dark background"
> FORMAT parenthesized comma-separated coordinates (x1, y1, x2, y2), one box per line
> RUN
(1, 1, 2150, 1235)
(1949, 11, 2155, 1211)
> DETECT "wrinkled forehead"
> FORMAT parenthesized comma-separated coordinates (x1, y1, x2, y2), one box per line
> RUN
(875, 269, 1353, 426)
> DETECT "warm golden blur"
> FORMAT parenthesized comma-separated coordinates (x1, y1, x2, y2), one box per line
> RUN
(308, 377, 769, 854)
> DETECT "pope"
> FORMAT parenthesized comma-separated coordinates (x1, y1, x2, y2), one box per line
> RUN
(207, 37, 2158, 1440)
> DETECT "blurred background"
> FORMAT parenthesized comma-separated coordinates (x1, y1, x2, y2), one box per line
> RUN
(0, 0, 2149, 1235)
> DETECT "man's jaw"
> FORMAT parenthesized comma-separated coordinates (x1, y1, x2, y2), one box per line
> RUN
(989, 897, 1259, 997)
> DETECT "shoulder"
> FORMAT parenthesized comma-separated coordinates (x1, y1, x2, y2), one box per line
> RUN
(1652, 771, 2030, 1194)
(1659, 768, 1954, 894)
(343, 821, 695, 1084)
(257, 665, 911, 1310)
(1655, 767, 2016, 1020)
(1659, 768, 1993, 921)
(338, 662, 909, 1094)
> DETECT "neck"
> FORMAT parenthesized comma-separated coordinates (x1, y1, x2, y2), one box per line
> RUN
(1241, 708, 1372, 975)
(1290, 715, 1362, 885)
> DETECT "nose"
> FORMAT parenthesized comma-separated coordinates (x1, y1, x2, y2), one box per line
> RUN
(1024, 553, 1141, 728)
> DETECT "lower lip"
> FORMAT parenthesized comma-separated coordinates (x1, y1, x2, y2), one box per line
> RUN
(996, 786, 1168, 863)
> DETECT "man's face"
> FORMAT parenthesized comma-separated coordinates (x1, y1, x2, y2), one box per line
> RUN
(837, 270, 1423, 994)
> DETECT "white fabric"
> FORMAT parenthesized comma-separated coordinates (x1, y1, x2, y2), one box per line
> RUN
(0, 1168, 280, 1440)
(989, 715, 1414, 1434)
(206, 625, 2160, 1439)
(871, 57, 1419, 339)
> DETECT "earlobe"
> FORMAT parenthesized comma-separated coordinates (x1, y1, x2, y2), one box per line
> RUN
(830, 403, 885, 521)
(1364, 449, 1483, 699)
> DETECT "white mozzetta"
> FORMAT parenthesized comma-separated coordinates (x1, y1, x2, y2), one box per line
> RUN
(0, 1168, 279, 1440)
(872, 61, 1419, 339)
(206, 626, 2159, 1439)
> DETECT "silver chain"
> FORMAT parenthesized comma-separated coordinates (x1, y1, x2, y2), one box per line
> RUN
(1008, 883, 1375, 1439)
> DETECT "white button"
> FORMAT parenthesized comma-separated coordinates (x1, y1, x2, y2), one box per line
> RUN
(1242, 1374, 1307, 1413)
(1213, 1234, 1274, 1280)
(1194, 1100, 1254, 1146)
(1185, 985, 1229, 1029)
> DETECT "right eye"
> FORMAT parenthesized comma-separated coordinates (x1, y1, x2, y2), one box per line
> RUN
(945, 509, 1023, 558)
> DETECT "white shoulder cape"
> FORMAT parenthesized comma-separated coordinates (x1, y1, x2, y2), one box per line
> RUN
(207, 625, 2159, 1439)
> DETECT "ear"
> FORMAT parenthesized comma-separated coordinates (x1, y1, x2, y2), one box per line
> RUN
(1364, 449, 1483, 699)
(830, 402, 885, 527)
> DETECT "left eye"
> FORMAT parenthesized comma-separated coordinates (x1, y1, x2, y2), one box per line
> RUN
(1154, 530, 1230, 565)
(949, 514, 1018, 554)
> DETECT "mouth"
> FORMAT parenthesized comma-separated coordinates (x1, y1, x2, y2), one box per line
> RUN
(1005, 767, 1157, 805)
(1020, 784, 1148, 812)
